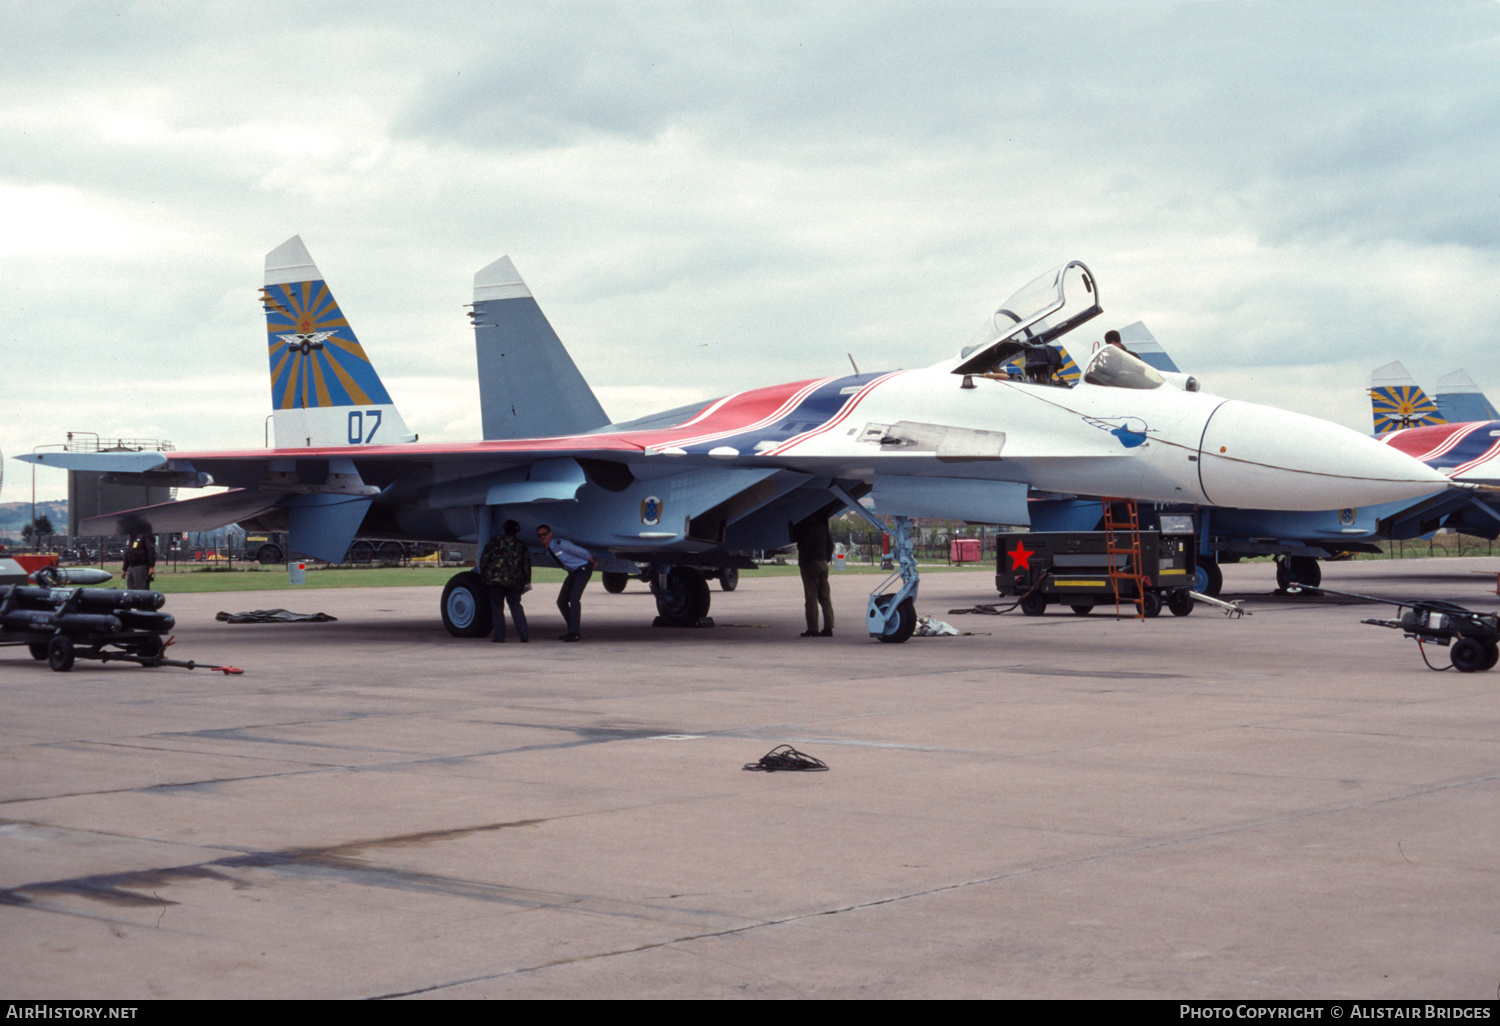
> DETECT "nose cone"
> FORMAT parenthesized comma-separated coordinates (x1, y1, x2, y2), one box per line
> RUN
(1198, 400, 1450, 510)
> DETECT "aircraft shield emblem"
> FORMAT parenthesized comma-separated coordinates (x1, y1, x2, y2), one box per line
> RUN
(641, 496, 663, 526)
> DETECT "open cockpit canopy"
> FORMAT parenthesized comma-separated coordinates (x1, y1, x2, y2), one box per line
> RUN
(954, 261, 1101, 376)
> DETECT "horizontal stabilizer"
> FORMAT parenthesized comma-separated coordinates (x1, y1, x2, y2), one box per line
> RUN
(471, 256, 609, 440)
(79, 488, 280, 537)
(1436, 369, 1500, 423)
(19, 450, 169, 473)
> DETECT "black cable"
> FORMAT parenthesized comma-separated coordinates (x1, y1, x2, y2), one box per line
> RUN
(1418, 638, 1452, 671)
(743, 745, 829, 772)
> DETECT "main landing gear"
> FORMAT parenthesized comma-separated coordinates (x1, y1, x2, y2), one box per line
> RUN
(650, 565, 713, 627)
(867, 514, 918, 644)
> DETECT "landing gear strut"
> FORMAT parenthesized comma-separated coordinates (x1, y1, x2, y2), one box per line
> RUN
(867, 514, 919, 643)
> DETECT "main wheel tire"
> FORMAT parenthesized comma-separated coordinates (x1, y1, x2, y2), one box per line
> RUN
(1195, 559, 1223, 597)
(651, 566, 712, 626)
(348, 540, 376, 563)
(1070, 604, 1094, 615)
(1484, 642, 1500, 671)
(1451, 636, 1486, 673)
(257, 544, 284, 565)
(440, 571, 493, 638)
(1167, 591, 1195, 616)
(1277, 556, 1322, 591)
(378, 541, 405, 565)
(719, 567, 739, 592)
(1141, 591, 1163, 618)
(47, 635, 75, 672)
(601, 572, 629, 594)
(877, 597, 917, 644)
(1288, 555, 1321, 588)
(1020, 592, 1047, 616)
(28, 643, 48, 660)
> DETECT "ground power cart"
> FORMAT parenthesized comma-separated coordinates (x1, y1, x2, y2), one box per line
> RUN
(995, 528, 1197, 617)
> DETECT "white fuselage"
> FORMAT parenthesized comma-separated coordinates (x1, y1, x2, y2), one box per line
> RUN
(776, 367, 1450, 511)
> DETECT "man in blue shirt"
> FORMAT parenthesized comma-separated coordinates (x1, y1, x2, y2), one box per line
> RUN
(537, 524, 595, 642)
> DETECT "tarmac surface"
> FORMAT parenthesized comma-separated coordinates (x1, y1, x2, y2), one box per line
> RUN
(2, 557, 1499, 999)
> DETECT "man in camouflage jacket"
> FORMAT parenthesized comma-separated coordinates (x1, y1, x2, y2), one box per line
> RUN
(479, 519, 531, 642)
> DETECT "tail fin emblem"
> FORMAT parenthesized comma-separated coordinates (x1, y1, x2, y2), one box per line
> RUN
(279, 330, 335, 355)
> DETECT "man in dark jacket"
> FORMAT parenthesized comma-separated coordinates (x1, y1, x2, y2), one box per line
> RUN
(479, 520, 530, 642)
(123, 534, 156, 591)
(792, 514, 834, 637)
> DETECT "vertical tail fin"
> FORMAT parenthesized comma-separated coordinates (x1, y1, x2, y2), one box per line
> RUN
(1117, 321, 1180, 373)
(1434, 369, 1499, 424)
(261, 236, 416, 448)
(1369, 361, 1444, 435)
(470, 257, 609, 440)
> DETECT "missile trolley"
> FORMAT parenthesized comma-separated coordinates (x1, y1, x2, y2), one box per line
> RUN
(0, 585, 241, 674)
(1293, 585, 1500, 673)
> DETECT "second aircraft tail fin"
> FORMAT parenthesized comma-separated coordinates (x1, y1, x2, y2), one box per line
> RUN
(1117, 321, 1179, 373)
(1435, 369, 1499, 424)
(1369, 361, 1444, 435)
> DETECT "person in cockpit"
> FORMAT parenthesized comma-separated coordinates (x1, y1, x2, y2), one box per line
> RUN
(1104, 329, 1131, 355)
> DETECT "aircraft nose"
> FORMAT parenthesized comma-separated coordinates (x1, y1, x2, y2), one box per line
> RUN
(1197, 400, 1450, 510)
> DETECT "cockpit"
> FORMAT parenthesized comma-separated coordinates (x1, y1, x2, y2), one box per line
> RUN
(953, 260, 1166, 391)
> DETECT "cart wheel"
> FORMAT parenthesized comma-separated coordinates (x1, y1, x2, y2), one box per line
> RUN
(1070, 604, 1094, 615)
(47, 636, 75, 672)
(1451, 637, 1486, 673)
(1167, 591, 1195, 616)
(1484, 642, 1500, 671)
(1020, 592, 1047, 617)
(1141, 591, 1162, 618)
(28, 643, 48, 661)
(1195, 560, 1223, 598)
(136, 635, 165, 660)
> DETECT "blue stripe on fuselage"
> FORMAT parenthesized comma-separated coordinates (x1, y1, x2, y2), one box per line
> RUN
(681, 373, 888, 454)
(1420, 420, 1500, 470)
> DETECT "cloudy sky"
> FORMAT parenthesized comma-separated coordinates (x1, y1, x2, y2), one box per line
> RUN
(5, 0, 1500, 503)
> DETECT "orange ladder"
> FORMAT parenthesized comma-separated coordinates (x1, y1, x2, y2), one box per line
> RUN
(1101, 498, 1147, 620)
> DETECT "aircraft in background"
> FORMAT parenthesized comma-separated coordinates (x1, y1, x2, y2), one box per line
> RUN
(20, 243, 1450, 641)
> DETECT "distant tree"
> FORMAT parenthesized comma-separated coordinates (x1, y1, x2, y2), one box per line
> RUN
(32, 515, 54, 537)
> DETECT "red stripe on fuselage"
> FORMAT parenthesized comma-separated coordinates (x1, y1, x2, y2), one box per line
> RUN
(764, 371, 906, 455)
(1383, 422, 1484, 464)
(175, 378, 827, 462)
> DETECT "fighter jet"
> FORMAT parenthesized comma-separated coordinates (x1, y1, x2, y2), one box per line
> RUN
(20, 243, 1450, 641)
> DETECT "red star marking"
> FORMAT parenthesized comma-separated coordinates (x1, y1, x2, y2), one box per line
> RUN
(1009, 542, 1034, 570)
